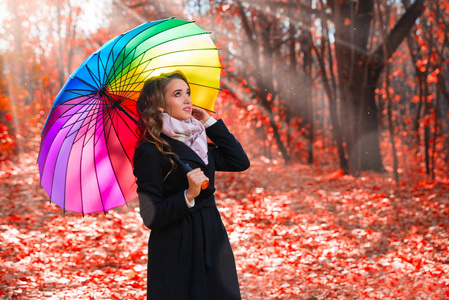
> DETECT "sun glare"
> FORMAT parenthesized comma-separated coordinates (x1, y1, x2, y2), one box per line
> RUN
(0, 1, 10, 51)
(74, 0, 113, 35)
(0, 0, 113, 52)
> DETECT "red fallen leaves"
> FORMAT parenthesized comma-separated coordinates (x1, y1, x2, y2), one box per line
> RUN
(216, 158, 449, 299)
(0, 154, 149, 299)
(1, 153, 449, 299)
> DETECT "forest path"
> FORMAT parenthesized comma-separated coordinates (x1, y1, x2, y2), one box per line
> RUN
(1, 153, 448, 299)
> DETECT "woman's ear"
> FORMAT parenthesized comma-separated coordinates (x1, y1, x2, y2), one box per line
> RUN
(158, 107, 164, 113)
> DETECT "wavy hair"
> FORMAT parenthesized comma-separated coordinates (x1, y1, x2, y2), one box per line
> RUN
(135, 71, 190, 174)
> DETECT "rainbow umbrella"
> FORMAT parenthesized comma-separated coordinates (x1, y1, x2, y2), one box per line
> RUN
(38, 18, 221, 214)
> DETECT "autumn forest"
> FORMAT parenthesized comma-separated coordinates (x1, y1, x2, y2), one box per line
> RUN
(1, 0, 448, 299)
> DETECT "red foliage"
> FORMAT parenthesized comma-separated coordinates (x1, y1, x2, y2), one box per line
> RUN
(4, 114, 12, 122)
(1, 153, 448, 299)
(0, 124, 14, 160)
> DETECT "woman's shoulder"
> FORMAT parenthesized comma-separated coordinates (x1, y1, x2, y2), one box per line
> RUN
(134, 141, 161, 159)
(134, 140, 173, 163)
(133, 141, 173, 175)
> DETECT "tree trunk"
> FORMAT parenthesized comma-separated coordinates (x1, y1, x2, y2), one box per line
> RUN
(332, 0, 425, 174)
(314, 0, 349, 173)
(431, 91, 441, 180)
(301, 28, 314, 164)
(376, 0, 399, 182)
(286, 23, 296, 154)
(343, 71, 385, 173)
(236, 2, 290, 162)
(423, 80, 431, 175)
(56, 0, 66, 88)
(333, 0, 374, 174)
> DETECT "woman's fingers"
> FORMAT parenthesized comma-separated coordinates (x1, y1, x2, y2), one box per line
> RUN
(185, 168, 209, 200)
(192, 107, 210, 123)
(188, 168, 207, 184)
(190, 168, 209, 190)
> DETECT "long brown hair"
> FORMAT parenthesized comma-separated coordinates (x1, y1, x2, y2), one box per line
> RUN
(135, 71, 190, 172)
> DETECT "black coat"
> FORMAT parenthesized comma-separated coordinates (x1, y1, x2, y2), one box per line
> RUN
(133, 120, 250, 300)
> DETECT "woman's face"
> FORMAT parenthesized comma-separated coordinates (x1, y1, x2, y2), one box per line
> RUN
(163, 78, 192, 121)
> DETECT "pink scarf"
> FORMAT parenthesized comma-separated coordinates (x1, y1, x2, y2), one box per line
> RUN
(161, 113, 209, 165)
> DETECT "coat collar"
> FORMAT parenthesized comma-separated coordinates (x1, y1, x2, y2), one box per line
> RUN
(162, 134, 208, 169)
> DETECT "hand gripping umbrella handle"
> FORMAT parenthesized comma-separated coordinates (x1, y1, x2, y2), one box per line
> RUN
(171, 155, 209, 190)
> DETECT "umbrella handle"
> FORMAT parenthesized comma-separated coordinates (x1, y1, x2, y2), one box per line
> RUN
(171, 155, 209, 190)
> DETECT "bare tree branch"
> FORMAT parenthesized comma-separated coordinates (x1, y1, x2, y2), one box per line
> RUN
(372, 0, 426, 67)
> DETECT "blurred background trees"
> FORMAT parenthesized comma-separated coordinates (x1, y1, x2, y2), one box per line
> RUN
(1, 0, 448, 180)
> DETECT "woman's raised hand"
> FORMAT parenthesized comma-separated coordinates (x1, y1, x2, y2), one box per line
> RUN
(192, 107, 211, 124)
(185, 168, 209, 201)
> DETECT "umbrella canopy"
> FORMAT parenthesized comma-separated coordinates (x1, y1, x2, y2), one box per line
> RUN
(38, 18, 221, 214)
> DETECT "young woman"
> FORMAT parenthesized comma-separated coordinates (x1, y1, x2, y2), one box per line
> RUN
(133, 71, 250, 300)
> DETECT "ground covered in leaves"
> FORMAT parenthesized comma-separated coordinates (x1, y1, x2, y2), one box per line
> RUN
(1, 153, 448, 299)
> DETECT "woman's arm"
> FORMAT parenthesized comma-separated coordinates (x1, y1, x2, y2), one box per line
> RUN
(206, 120, 250, 172)
(133, 144, 191, 230)
(192, 107, 250, 172)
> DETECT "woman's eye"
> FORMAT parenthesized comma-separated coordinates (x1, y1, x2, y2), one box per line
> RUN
(186, 91, 190, 96)
(174, 92, 181, 97)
